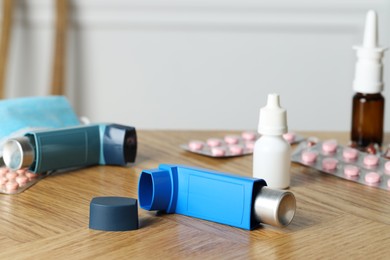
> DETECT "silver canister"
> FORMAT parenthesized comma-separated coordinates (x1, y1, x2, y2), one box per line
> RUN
(253, 186, 296, 227)
(3, 137, 35, 170)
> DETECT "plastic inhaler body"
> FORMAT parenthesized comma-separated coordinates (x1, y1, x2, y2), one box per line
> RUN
(3, 124, 137, 173)
(138, 164, 296, 230)
(351, 10, 387, 148)
(253, 93, 291, 189)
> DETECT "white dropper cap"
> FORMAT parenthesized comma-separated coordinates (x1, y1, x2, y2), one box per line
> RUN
(353, 10, 388, 93)
(258, 93, 287, 135)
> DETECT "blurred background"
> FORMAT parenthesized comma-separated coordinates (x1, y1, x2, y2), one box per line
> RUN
(1, 0, 390, 131)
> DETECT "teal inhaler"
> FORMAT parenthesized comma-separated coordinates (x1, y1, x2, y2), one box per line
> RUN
(3, 124, 137, 173)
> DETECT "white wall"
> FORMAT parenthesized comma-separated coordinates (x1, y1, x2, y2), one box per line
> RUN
(3, 0, 390, 131)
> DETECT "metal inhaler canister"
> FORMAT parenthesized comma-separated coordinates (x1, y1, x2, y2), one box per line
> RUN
(138, 164, 296, 230)
(2, 124, 137, 173)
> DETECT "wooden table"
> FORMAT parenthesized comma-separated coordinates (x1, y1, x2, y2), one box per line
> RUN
(1, 131, 390, 259)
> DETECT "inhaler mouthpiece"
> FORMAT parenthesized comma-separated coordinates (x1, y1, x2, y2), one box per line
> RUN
(258, 93, 287, 135)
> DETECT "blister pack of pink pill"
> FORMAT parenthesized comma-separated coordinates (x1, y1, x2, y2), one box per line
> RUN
(0, 166, 45, 194)
(292, 139, 390, 190)
(182, 131, 304, 157)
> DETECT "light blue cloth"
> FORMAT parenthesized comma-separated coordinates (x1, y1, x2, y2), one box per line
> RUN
(0, 96, 80, 155)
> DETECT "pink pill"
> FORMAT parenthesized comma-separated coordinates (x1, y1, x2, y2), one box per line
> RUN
(283, 132, 296, 143)
(322, 140, 338, 153)
(342, 147, 359, 160)
(365, 172, 381, 184)
(0, 177, 8, 185)
(6, 172, 18, 180)
(344, 165, 360, 177)
(0, 167, 9, 175)
(241, 131, 257, 141)
(16, 176, 29, 187)
(206, 138, 222, 147)
(25, 172, 38, 180)
(16, 168, 28, 175)
(224, 135, 240, 145)
(363, 155, 379, 166)
(229, 145, 244, 155)
(211, 147, 226, 156)
(301, 150, 318, 164)
(188, 140, 204, 150)
(322, 158, 338, 171)
(385, 161, 390, 172)
(5, 181, 19, 193)
(245, 142, 255, 151)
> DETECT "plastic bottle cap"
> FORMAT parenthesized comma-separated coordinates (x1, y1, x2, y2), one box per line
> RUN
(3, 137, 35, 170)
(353, 10, 388, 93)
(89, 197, 139, 231)
(258, 94, 288, 135)
(253, 186, 296, 227)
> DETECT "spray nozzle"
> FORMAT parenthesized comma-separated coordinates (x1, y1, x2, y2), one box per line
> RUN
(363, 10, 378, 49)
(354, 10, 386, 52)
(353, 10, 387, 94)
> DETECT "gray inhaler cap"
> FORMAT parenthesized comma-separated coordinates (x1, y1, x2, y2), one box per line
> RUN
(89, 196, 139, 231)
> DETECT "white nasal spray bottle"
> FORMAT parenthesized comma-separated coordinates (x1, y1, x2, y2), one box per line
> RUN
(351, 10, 387, 149)
(253, 93, 291, 189)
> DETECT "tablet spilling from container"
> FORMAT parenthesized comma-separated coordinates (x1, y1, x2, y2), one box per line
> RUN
(0, 165, 46, 194)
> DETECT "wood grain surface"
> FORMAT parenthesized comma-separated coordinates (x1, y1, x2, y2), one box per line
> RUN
(0, 131, 390, 259)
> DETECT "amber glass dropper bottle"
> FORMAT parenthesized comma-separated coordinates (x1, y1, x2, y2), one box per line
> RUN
(351, 10, 387, 149)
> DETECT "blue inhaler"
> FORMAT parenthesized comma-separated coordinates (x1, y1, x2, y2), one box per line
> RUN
(2, 124, 137, 173)
(138, 164, 296, 230)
